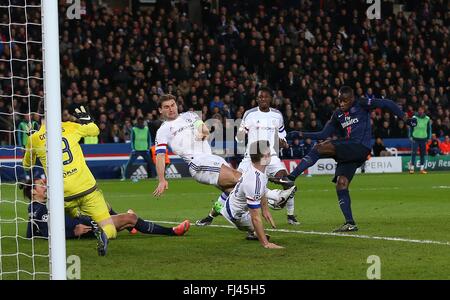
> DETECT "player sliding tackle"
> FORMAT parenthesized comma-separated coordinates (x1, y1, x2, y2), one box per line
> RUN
(221, 140, 283, 248)
(152, 94, 296, 210)
(274, 86, 417, 232)
(197, 87, 299, 228)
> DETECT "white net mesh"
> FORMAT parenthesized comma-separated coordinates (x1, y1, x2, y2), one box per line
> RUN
(0, 0, 50, 280)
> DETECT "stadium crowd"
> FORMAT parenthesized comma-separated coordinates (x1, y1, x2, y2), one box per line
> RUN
(0, 0, 449, 159)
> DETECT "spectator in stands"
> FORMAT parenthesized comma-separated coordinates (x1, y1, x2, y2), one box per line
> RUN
(301, 138, 314, 158)
(291, 138, 303, 159)
(427, 134, 441, 157)
(17, 114, 39, 148)
(0, 0, 449, 152)
(376, 121, 393, 139)
(280, 141, 292, 159)
(391, 120, 408, 138)
(440, 135, 450, 155)
(372, 137, 392, 157)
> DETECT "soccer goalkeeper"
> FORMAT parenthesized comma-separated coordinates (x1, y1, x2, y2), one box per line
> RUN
(23, 101, 114, 256)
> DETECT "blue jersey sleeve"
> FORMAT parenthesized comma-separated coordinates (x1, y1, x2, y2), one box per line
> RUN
(302, 113, 339, 140)
(359, 97, 405, 119)
(65, 216, 81, 239)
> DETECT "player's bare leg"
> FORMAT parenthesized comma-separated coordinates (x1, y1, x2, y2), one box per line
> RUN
(217, 164, 242, 191)
(111, 213, 138, 231)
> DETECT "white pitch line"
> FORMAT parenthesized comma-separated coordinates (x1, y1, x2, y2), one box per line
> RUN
(152, 220, 450, 247)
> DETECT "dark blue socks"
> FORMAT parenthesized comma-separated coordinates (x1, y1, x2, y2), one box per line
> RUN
(289, 148, 320, 179)
(336, 189, 355, 225)
(135, 218, 174, 235)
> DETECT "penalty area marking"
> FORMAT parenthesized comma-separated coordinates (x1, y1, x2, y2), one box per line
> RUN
(152, 220, 450, 247)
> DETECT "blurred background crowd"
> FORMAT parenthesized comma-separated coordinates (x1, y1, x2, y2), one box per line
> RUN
(0, 0, 448, 158)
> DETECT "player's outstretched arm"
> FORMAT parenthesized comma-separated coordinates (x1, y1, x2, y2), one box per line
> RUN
(365, 98, 418, 127)
(261, 196, 276, 228)
(153, 153, 168, 197)
(249, 208, 283, 249)
(288, 119, 337, 141)
(363, 98, 405, 118)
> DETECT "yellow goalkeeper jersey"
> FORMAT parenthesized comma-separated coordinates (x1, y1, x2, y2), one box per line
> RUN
(23, 121, 99, 199)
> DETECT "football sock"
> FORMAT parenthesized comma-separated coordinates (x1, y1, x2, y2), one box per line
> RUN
(286, 196, 295, 216)
(218, 192, 229, 205)
(200, 214, 214, 222)
(102, 223, 117, 239)
(134, 218, 174, 235)
(289, 148, 320, 179)
(336, 189, 355, 225)
(211, 192, 228, 216)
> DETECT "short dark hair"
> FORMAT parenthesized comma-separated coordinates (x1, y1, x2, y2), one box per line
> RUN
(19, 179, 33, 201)
(158, 94, 176, 107)
(37, 99, 45, 115)
(257, 87, 274, 98)
(338, 86, 354, 99)
(249, 140, 271, 163)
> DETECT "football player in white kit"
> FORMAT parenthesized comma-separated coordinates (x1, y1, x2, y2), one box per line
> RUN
(221, 140, 283, 249)
(196, 87, 299, 226)
(152, 94, 296, 207)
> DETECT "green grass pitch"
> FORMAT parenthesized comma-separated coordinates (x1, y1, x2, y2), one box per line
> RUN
(1, 172, 450, 279)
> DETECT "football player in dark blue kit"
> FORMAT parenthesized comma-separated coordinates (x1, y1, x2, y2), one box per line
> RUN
(283, 86, 416, 232)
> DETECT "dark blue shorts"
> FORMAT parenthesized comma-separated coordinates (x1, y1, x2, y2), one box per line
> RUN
(331, 141, 370, 183)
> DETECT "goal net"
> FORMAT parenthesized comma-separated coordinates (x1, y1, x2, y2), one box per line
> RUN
(0, 0, 65, 280)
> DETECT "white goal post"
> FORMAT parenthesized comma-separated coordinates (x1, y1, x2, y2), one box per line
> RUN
(0, 0, 66, 280)
(41, 0, 66, 280)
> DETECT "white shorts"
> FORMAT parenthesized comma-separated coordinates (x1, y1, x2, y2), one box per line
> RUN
(188, 154, 228, 186)
(237, 156, 287, 177)
(220, 201, 253, 232)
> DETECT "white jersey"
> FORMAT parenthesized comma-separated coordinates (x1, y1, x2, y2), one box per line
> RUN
(226, 164, 268, 219)
(155, 112, 212, 164)
(239, 107, 286, 158)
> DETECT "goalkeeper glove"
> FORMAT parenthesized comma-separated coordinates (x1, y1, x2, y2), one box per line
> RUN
(74, 106, 93, 124)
